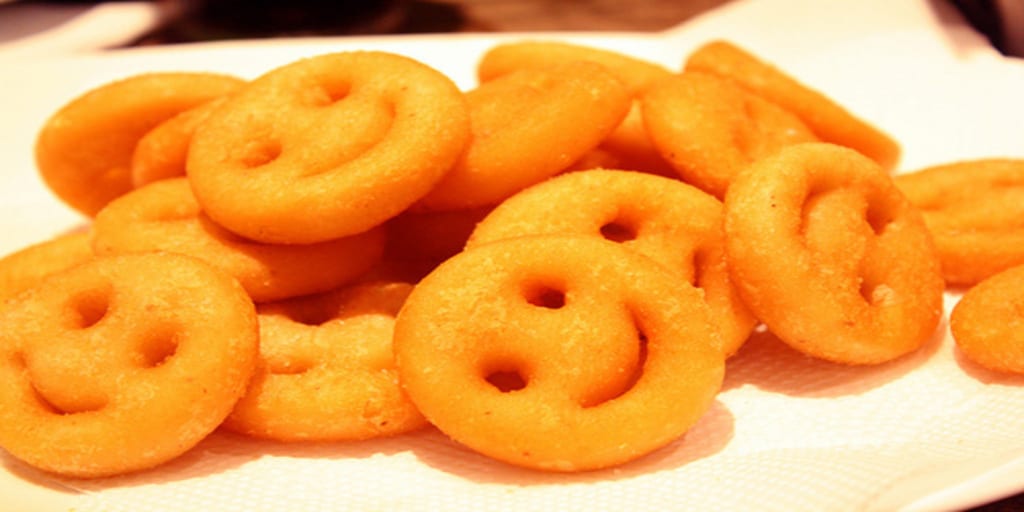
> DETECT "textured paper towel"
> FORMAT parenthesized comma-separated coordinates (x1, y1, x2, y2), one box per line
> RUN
(52, 321, 1024, 511)
(3, 0, 1024, 510)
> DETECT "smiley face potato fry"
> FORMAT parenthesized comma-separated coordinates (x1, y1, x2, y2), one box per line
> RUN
(4, 37, 1019, 480)
(0, 253, 258, 478)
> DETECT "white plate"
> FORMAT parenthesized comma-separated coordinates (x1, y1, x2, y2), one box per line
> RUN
(3, 1, 1024, 511)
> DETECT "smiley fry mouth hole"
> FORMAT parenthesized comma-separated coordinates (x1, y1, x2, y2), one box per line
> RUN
(14, 353, 108, 415)
(581, 316, 648, 408)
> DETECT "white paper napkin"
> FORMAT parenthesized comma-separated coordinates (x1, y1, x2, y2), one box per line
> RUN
(32, 316, 1017, 512)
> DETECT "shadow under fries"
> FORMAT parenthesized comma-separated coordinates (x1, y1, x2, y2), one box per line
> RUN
(41, 398, 732, 492)
(407, 399, 735, 485)
(953, 344, 1024, 386)
(49, 426, 426, 492)
(0, 450, 81, 495)
(721, 317, 947, 398)
(46, 432, 257, 492)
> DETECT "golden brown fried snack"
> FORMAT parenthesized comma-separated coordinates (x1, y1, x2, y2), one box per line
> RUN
(394, 235, 723, 472)
(130, 96, 229, 188)
(724, 143, 943, 365)
(685, 40, 900, 171)
(950, 263, 1024, 374)
(224, 281, 426, 441)
(641, 71, 817, 198)
(478, 41, 676, 178)
(365, 206, 492, 283)
(92, 178, 385, 303)
(568, 104, 679, 177)
(35, 72, 244, 216)
(477, 40, 672, 96)
(0, 231, 93, 300)
(468, 169, 754, 357)
(415, 61, 631, 211)
(0, 252, 258, 478)
(187, 51, 471, 244)
(894, 158, 1024, 286)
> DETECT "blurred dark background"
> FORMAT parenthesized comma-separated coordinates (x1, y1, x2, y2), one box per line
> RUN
(145, 0, 1024, 56)
(134, 0, 731, 42)
(4, 0, 1020, 56)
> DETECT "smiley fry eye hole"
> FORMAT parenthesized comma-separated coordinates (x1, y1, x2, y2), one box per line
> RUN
(859, 278, 896, 307)
(481, 355, 529, 393)
(309, 81, 352, 106)
(860, 279, 876, 304)
(522, 281, 566, 309)
(238, 138, 281, 168)
(600, 219, 638, 243)
(485, 369, 527, 392)
(865, 204, 892, 235)
(69, 286, 110, 329)
(138, 328, 179, 368)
